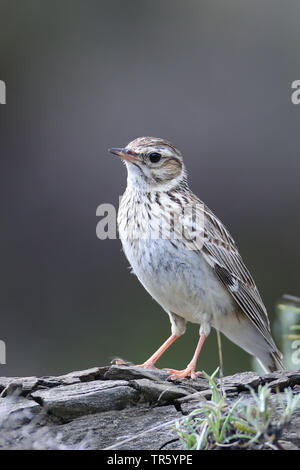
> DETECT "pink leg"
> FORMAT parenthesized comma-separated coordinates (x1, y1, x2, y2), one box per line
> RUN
(136, 334, 178, 369)
(164, 334, 206, 379)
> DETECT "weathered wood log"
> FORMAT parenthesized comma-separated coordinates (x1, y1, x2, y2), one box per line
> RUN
(0, 365, 299, 450)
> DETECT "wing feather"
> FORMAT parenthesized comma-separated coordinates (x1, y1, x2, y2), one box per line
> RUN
(186, 200, 274, 344)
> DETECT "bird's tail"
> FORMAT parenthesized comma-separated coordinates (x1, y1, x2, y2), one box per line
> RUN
(257, 347, 285, 373)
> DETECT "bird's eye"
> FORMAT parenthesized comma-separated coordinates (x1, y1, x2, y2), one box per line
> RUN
(149, 152, 162, 163)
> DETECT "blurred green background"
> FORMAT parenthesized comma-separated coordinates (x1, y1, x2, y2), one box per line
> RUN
(0, 0, 299, 377)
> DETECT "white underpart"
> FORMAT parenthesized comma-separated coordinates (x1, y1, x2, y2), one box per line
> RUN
(118, 189, 235, 338)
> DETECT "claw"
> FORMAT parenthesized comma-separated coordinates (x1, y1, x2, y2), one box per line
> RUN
(163, 367, 201, 380)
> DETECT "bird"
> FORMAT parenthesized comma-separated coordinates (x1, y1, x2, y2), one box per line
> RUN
(109, 137, 284, 379)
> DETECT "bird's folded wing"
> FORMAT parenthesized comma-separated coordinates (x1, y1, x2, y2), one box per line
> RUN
(185, 201, 274, 345)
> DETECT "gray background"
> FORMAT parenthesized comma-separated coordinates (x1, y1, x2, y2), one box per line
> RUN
(0, 0, 299, 377)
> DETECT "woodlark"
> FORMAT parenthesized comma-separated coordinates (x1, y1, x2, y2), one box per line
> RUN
(109, 137, 284, 379)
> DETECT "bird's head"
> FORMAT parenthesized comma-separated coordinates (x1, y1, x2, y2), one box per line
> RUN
(109, 137, 187, 191)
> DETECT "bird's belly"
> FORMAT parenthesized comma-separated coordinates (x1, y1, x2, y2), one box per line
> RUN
(121, 237, 235, 324)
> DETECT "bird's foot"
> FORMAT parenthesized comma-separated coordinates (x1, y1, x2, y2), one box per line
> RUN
(163, 366, 201, 380)
(135, 361, 158, 370)
(111, 357, 158, 370)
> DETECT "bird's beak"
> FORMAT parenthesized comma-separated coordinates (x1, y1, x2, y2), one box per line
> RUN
(109, 147, 139, 164)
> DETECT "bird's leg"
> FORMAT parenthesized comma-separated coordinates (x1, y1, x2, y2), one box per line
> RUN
(136, 334, 178, 369)
(164, 334, 206, 380)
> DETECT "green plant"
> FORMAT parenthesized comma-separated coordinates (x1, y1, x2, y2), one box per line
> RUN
(174, 369, 300, 450)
